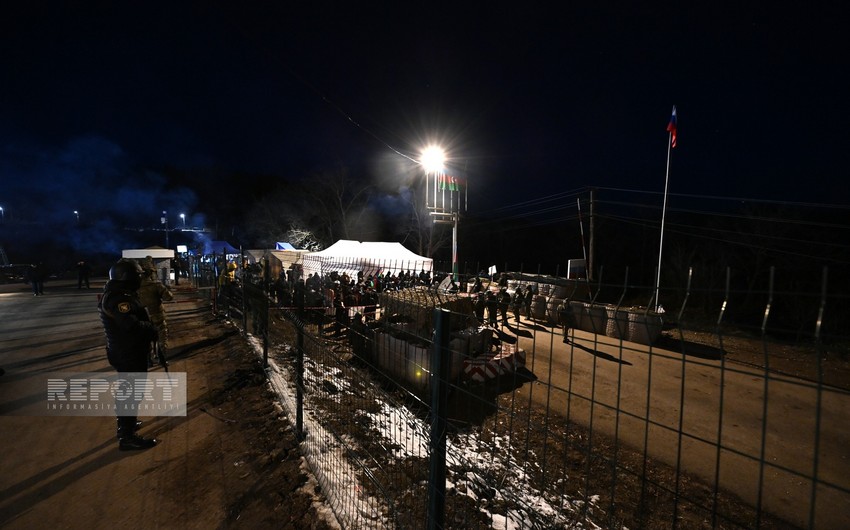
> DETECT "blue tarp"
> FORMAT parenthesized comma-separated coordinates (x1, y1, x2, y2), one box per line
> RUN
(275, 242, 295, 250)
(202, 241, 240, 255)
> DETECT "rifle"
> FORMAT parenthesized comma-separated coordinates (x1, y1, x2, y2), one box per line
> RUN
(154, 340, 169, 372)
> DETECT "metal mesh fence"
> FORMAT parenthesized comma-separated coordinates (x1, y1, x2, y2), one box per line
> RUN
(213, 252, 849, 529)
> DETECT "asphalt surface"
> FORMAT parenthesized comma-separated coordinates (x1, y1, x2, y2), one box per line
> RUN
(0, 278, 295, 529)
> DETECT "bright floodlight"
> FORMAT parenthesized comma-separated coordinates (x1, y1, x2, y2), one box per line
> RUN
(420, 146, 445, 174)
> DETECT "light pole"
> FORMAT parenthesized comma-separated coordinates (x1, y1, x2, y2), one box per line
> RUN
(180, 213, 186, 228)
(161, 210, 169, 248)
(421, 146, 459, 282)
(73, 210, 79, 223)
(0, 206, 4, 221)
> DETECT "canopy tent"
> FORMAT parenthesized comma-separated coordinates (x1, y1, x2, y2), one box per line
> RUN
(121, 247, 175, 284)
(266, 249, 310, 280)
(201, 240, 240, 255)
(275, 242, 296, 250)
(301, 240, 433, 279)
(244, 250, 265, 264)
(122, 247, 175, 260)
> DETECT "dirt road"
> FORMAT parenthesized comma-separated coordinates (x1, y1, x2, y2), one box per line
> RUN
(511, 321, 850, 529)
(0, 279, 337, 529)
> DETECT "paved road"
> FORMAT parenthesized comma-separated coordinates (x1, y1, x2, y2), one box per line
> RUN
(509, 318, 850, 529)
(0, 279, 280, 528)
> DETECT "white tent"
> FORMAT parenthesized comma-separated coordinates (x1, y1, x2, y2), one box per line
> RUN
(265, 248, 310, 280)
(302, 240, 433, 279)
(121, 248, 175, 260)
(121, 247, 175, 284)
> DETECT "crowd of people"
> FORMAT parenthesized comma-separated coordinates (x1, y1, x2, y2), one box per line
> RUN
(211, 258, 576, 343)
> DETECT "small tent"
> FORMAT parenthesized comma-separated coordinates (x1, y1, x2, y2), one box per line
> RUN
(302, 240, 432, 279)
(266, 248, 310, 280)
(201, 240, 240, 255)
(121, 247, 175, 260)
(121, 247, 175, 284)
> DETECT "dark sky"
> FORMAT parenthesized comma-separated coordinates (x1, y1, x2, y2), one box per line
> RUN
(1, 3, 848, 248)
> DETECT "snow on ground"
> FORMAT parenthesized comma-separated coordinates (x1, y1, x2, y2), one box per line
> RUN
(248, 334, 605, 529)
(249, 335, 390, 529)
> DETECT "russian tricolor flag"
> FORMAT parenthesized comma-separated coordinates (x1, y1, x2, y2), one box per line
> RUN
(666, 106, 678, 148)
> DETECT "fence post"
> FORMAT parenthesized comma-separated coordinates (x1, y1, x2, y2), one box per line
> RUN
(263, 287, 269, 368)
(427, 308, 451, 530)
(240, 247, 247, 334)
(262, 255, 269, 368)
(295, 280, 306, 440)
(808, 266, 828, 529)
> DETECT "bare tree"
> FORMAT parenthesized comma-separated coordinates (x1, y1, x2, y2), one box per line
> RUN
(300, 167, 374, 246)
(395, 187, 450, 259)
(284, 223, 323, 251)
(241, 187, 293, 247)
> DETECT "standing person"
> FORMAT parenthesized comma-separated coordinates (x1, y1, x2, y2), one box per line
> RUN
(558, 300, 577, 344)
(511, 286, 524, 324)
(76, 260, 92, 289)
(171, 258, 180, 286)
(332, 282, 347, 333)
(473, 291, 486, 323)
(137, 265, 174, 367)
(98, 259, 159, 450)
(486, 290, 498, 326)
(497, 287, 512, 326)
(524, 285, 534, 319)
(27, 262, 46, 296)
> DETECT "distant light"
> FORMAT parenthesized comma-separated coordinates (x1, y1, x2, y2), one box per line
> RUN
(420, 145, 445, 174)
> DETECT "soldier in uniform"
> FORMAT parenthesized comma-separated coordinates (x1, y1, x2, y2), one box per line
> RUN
(137, 265, 174, 366)
(558, 300, 577, 344)
(99, 259, 159, 450)
(511, 285, 524, 324)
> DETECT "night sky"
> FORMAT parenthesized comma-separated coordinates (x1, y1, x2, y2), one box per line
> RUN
(1, 3, 848, 263)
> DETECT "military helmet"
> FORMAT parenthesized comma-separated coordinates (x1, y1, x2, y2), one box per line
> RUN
(109, 259, 144, 288)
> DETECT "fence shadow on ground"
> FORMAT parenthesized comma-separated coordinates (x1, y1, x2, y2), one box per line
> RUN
(655, 334, 726, 360)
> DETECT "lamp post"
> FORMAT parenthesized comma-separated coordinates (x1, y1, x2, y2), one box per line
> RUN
(161, 210, 169, 248)
(73, 210, 79, 223)
(421, 146, 459, 282)
(180, 213, 186, 228)
(0, 206, 4, 221)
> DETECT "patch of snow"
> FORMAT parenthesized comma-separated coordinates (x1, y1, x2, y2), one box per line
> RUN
(248, 333, 607, 529)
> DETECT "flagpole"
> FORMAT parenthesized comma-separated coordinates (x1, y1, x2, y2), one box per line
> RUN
(654, 127, 673, 312)
(576, 198, 588, 266)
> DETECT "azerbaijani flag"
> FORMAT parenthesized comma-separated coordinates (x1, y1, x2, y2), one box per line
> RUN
(666, 106, 678, 148)
(438, 174, 462, 191)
